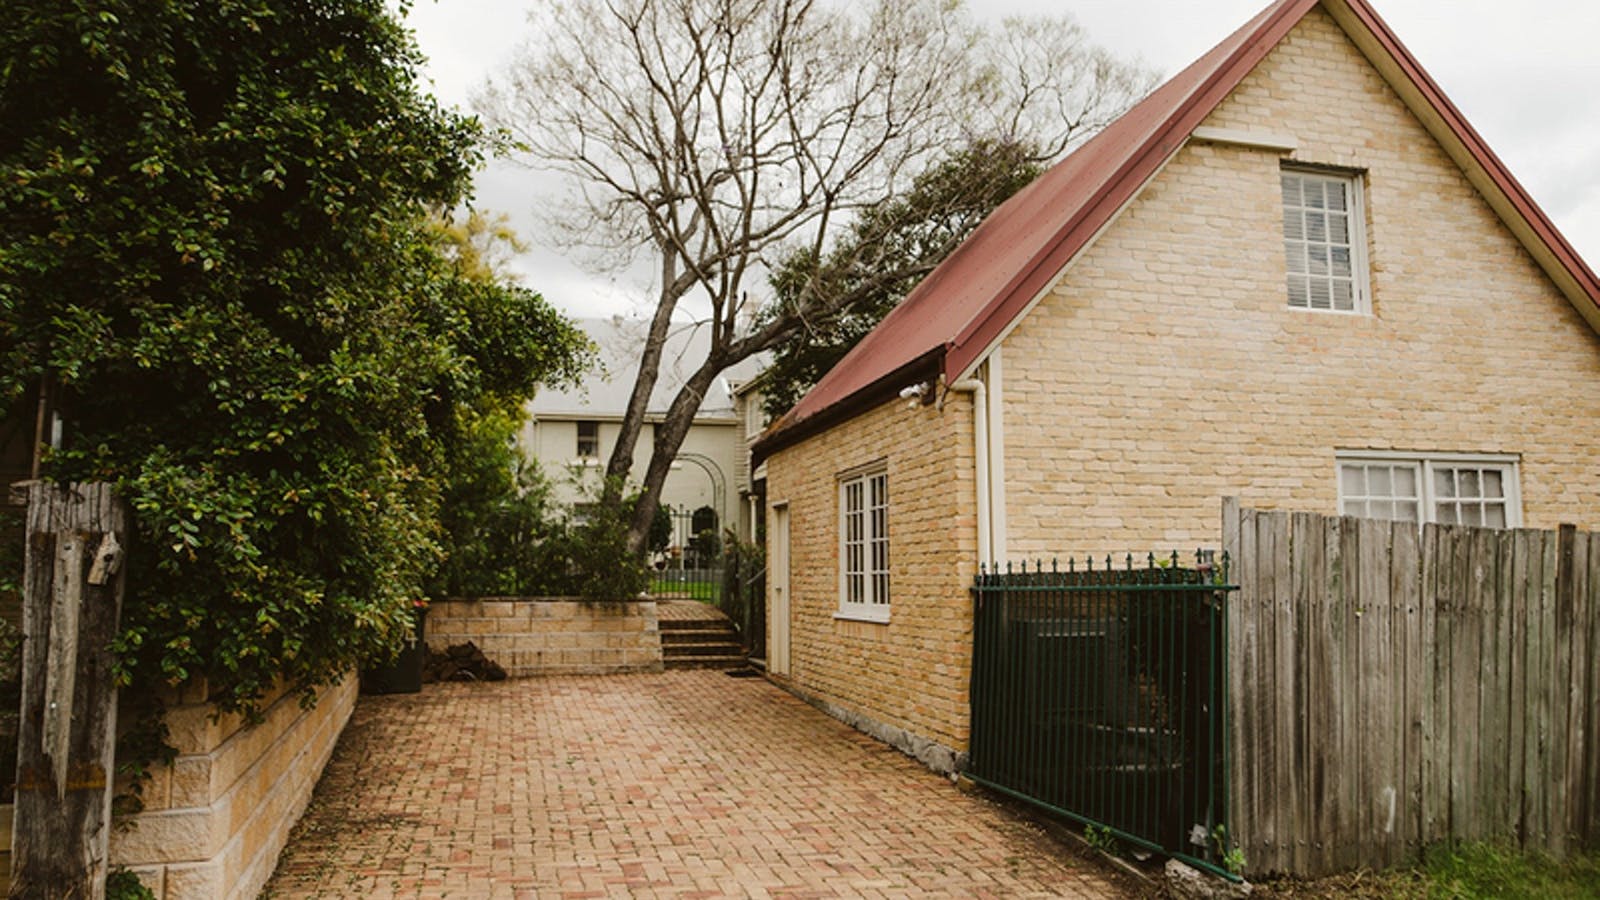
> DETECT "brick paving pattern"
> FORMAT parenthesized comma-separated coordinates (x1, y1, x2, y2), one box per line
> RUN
(264, 671, 1130, 899)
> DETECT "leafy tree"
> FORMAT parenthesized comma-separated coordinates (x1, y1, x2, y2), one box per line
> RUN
(482, 0, 1155, 556)
(428, 406, 570, 599)
(428, 208, 531, 284)
(0, 0, 585, 714)
(761, 137, 1044, 416)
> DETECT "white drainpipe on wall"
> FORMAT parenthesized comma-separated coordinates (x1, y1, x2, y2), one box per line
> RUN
(948, 372, 991, 567)
(948, 350, 1008, 568)
(985, 348, 1007, 564)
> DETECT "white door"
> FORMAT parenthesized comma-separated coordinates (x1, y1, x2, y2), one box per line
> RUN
(769, 503, 791, 676)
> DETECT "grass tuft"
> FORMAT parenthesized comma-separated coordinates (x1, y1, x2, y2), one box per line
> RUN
(1420, 843, 1600, 899)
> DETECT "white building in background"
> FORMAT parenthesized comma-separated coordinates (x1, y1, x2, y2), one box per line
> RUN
(522, 317, 767, 546)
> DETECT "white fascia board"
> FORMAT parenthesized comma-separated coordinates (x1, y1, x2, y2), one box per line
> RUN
(1190, 126, 1298, 153)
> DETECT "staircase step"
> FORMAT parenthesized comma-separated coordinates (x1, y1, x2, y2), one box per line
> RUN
(664, 655, 749, 670)
(659, 617, 735, 631)
(663, 642, 745, 658)
(661, 629, 738, 644)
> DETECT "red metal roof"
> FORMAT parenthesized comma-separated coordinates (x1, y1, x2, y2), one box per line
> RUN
(754, 0, 1600, 462)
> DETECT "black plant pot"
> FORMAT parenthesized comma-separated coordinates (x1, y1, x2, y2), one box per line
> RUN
(360, 607, 426, 695)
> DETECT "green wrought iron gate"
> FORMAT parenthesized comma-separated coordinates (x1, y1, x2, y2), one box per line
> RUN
(967, 553, 1240, 879)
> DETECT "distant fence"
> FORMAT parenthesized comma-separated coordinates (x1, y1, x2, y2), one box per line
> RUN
(1222, 498, 1599, 877)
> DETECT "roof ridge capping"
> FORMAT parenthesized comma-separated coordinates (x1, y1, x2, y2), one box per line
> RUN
(753, 0, 1600, 465)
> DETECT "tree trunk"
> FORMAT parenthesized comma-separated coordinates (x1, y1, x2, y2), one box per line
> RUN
(603, 251, 683, 493)
(10, 482, 127, 900)
(624, 361, 724, 557)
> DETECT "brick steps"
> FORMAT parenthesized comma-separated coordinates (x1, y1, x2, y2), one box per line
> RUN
(659, 618, 746, 670)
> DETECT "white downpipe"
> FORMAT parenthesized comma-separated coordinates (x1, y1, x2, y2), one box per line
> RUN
(986, 349, 1007, 565)
(949, 375, 990, 566)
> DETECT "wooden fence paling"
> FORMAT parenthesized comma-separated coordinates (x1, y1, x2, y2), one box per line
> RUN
(1222, 500, 1600, 878)
(10, 483, 126, 900)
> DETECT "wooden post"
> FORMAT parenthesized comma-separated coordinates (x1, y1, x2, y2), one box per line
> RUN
(10, 483, 126, 900)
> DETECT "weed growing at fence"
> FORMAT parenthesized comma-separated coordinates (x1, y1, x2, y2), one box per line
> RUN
(1421, 843, 1600, 899)
(1084, 824, 1118, 855)
(1212, 826, 1247, 876)
(1257, 843, 1600, 898)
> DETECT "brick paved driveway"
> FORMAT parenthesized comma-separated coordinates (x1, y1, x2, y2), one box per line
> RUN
(264, 671, 1131, 898)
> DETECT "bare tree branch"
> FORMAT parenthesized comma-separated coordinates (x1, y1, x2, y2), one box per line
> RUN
(479, 0, 1155, 553)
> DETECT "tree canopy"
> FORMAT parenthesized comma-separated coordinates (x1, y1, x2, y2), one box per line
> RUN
(483, 0, 1155, 554)
(0, 0, 587, 713)
(760, 138, 1044, 416)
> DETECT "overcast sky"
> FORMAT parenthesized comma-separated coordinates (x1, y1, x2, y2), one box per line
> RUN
(402, 0, 1600, 319)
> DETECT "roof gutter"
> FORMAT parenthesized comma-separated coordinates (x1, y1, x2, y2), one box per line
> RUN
(750, 347, 944, 470)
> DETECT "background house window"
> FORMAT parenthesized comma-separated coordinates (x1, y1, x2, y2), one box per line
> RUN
(1338, 454, 1520, 528)
(839, 466, 889, 620)
(1282, 167, 1367, 313)
(576, 420, 599, 458)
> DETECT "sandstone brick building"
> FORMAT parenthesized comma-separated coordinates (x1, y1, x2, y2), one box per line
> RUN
(751, 0, 1600, 772)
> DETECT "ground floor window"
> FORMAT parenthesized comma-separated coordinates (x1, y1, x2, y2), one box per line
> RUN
(1337, 452, 1520, 528)
(838, 464, 889, 621)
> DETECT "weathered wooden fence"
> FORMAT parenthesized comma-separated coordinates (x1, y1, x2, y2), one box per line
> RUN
(11, 482, 127, 899)
(1221, 498, 1598, 877)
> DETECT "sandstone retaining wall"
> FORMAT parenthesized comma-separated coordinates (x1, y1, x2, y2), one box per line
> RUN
(425, 598, 663, 676)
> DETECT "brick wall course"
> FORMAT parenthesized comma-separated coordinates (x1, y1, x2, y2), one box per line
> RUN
(766, 393, 976, 756)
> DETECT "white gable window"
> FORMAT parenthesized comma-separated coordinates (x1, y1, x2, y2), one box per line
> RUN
(1282, 167, 1368, 313)
(1337, 453, 1521, 528)
(838, 464, 889, 622)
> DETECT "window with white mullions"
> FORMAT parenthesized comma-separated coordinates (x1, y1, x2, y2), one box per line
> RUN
(1282, 167, 1368, 313)
(839, 465, 889, 620)
(1337, 454, 1520, 528)
(1340, 461, 1421, 522)
(1433, 465, 1510, 528)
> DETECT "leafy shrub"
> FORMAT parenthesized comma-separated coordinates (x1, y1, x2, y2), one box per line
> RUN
(0, 0, 586, 718)
(106, 869, 156, 900)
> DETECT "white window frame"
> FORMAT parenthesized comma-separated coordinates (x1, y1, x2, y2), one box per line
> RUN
(836, 462, 890, 623)
(1281, 166, 1370, 315)
(1336, 451, 1522, 529)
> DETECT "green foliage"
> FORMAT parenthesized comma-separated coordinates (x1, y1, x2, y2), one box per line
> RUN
(648, 504, 672, 554)
(718, 530, 765, 637)
(0, 618, 19, 804)
(1212, 826, 1246, 876)
(429, 407, 573, 598)
(1419, 842, 1600, 900)
(428, 208, 530, 284)
(689, 528, 721, 566)
(111, 707, 176, 817)
(761, 138, 1044, 417)
(0, 0, 585, 715)
(570, 478, 650, 600)
(0, 509, 20, 602)
(1084, 824, 1118, 854)
(106, 869, 157, 900)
